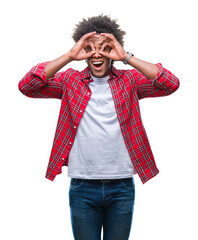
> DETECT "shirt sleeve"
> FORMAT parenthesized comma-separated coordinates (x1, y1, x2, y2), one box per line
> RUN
(133, 63, 180, 99)
(18, 62, 65, 99)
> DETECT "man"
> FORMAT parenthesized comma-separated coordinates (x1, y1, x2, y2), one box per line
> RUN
(18, 15, 179, 240)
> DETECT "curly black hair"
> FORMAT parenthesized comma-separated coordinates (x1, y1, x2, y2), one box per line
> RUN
(72, 15, 126, 46)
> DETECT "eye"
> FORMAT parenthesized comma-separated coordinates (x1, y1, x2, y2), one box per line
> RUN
(86, 46, 92, 52)
(103, 46, 111, 52)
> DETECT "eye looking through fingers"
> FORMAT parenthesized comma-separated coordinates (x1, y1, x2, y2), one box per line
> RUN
(84, 46, 93, 54)
(84, 34, 113, 56)
(84, 40, 95, 53)
(85, 45, 92, 53)
(100, 42, 112, 53)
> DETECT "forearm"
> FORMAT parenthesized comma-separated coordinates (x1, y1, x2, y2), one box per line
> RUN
(45, 32, 98, 79)
(18, 62, 63, 98)
(128, 56, 159, 79)
(45, 52, 72, 79)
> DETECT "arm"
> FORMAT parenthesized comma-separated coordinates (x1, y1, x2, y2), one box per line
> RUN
(18, 62, 64, 99)
(99, 33, 180, 98)
(100, 33, 159, 79)
(125, 49, 179, 99)
(133, 63, 179, 99)
(18, 32, 97, 98)
(127, 56, 159, 79)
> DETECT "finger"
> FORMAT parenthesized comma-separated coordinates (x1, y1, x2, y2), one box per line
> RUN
(88, 41, 95, 51)
(86, 50, 96, 58)
(100, 42, 109, 52)
(100, 33, 116, 41)
(81, 31, 97, 41)
(101, 43, 113, 55)
(99, 38, 112, 46)
(98, 36, 108, 45)
(99, 50, 109, 58)
(84, 41, 95, 53)
(99, 45, 110, 57)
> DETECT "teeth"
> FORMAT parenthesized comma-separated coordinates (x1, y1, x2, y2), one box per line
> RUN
(93, 61, 103, 65)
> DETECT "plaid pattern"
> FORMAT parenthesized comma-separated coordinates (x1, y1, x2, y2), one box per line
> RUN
(18, 62, 179, 183)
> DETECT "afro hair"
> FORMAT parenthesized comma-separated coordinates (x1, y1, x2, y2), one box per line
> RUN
(72, 15, 126, 46)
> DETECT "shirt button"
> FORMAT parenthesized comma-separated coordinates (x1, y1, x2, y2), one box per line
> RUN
(62, 158, 64, 160)
(69, 142, 72, 145)
(87, 92, 90, 95)
(74, 126, 77, 129)
(80, 110, 83, 113)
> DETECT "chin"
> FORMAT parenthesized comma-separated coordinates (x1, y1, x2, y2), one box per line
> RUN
(92, 73, 105, 78)
(91, 69, 110, 78)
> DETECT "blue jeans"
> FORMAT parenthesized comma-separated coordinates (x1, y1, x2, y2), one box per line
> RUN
(69, 177, 135, 240)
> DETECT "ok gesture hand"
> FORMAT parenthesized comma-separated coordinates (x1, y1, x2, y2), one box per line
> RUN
(99, 33, 127, 61)
(68, 32, 96, 61)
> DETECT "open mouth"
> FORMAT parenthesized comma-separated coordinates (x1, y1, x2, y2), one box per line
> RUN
(92, 61, 104, 70)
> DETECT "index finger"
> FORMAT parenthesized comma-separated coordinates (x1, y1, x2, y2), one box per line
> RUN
(80, 31, 97, 41)
(100, 33, 116, 41)
(84, 40, 96, 51)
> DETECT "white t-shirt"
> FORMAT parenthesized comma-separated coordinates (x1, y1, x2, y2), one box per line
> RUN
(67, 74, 135, 179)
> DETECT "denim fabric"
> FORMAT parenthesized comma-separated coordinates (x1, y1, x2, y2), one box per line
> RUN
(69, 177, 135, 240)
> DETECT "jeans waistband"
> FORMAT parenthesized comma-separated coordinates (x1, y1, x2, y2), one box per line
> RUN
(72, 177, 132, 184)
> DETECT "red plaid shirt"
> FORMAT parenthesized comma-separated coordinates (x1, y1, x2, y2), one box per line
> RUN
(18, 62, 179, 183)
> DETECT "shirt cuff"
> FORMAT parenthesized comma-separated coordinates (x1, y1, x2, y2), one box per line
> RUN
(30, 62, 49, 83)
(153, 63, 164, 81)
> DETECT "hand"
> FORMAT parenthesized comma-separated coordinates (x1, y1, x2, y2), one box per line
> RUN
(99, 33, 127, 61)
(68, 32, 96, 61)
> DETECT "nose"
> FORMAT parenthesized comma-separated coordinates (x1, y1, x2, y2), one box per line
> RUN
(93, 49, 102, 58)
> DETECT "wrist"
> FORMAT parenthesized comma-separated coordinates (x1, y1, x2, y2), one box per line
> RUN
(123, 52, 134, 64)
(65, 52, 74, 62)
(121, 52, 128, 61)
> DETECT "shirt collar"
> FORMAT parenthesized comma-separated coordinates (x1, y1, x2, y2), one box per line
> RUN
(79, 65, 121, 83)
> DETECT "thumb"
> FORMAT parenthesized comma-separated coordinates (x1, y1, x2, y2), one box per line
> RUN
(99, 50, 109, 57)
(86, 50, 96, 58)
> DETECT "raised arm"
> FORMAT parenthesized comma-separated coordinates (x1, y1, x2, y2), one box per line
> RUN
(99, 33, 180, 98)
(18, 32, 97, 98)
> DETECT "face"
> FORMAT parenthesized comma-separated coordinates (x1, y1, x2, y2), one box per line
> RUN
(85, 34, 111, 78)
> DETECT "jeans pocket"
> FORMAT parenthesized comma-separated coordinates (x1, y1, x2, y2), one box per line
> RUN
(70, 178, 83, 189)
(121, 178, 135, 190)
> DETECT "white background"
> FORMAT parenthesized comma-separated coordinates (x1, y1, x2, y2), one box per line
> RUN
(1, 0, 198, 239)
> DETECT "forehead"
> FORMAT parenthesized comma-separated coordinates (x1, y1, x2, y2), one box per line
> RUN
(87, 34, 108, 44)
